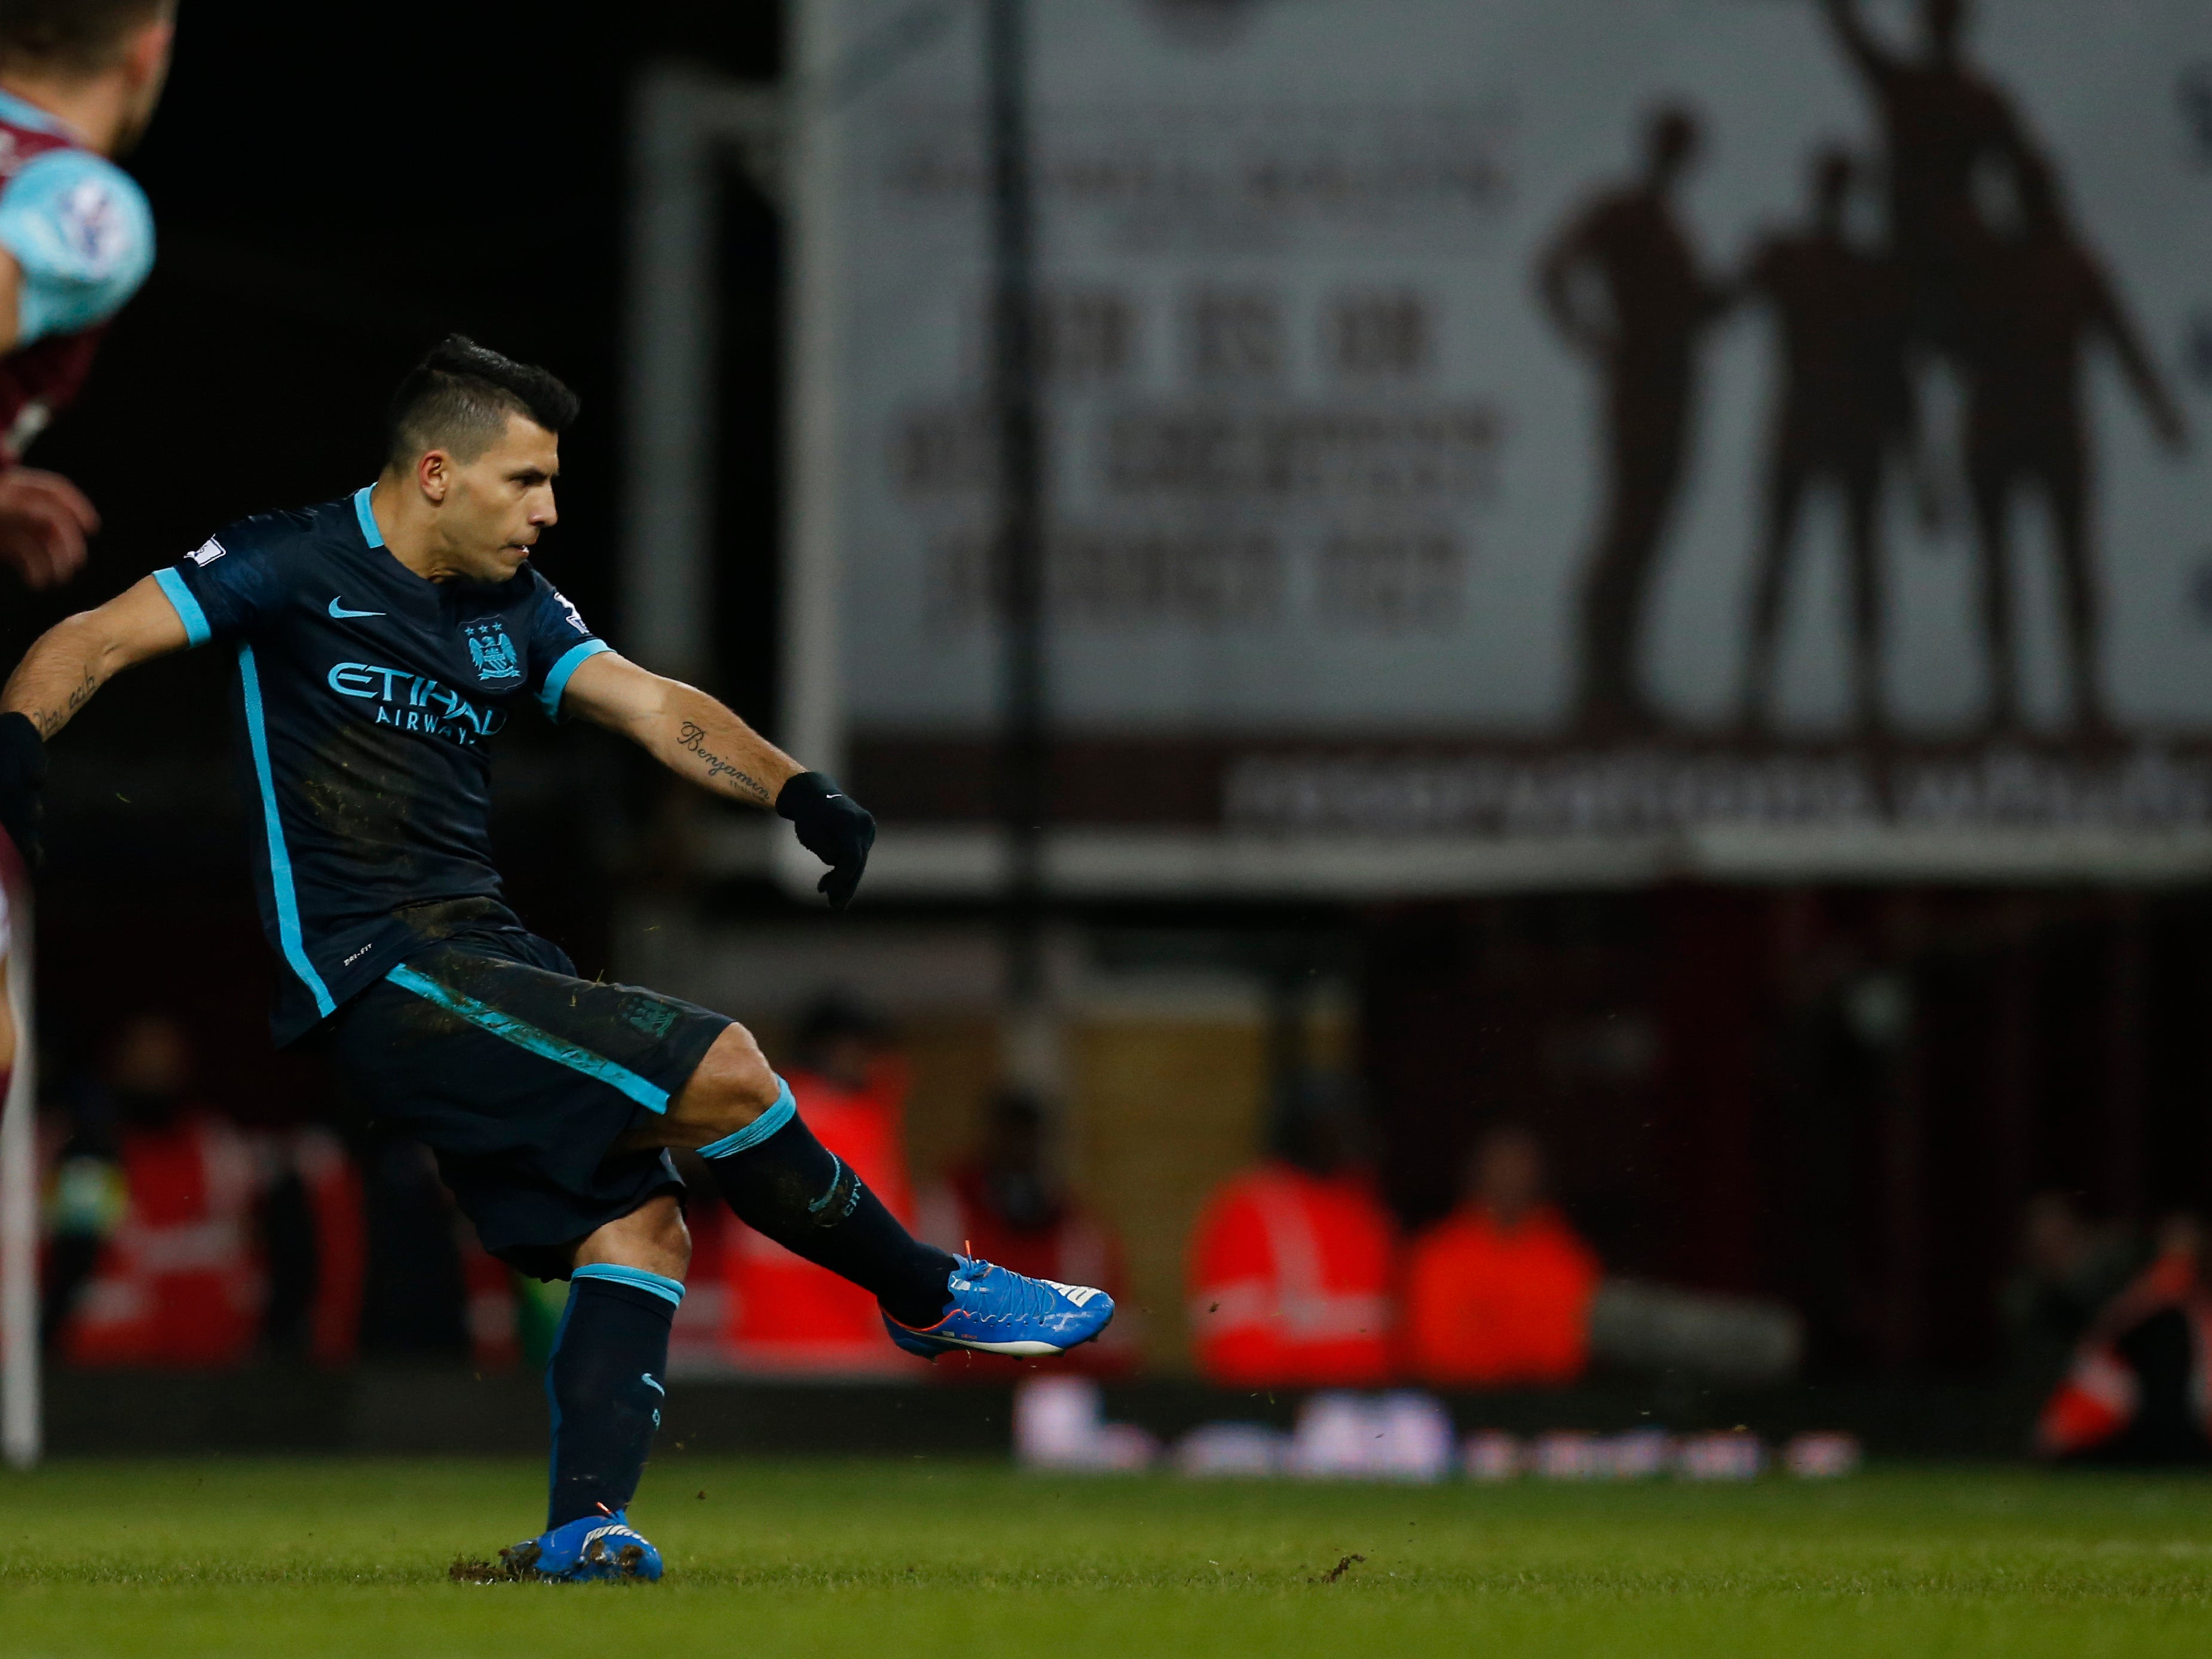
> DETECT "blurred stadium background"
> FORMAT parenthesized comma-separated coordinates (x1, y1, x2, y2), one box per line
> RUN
(9, 0, 2212, 1487)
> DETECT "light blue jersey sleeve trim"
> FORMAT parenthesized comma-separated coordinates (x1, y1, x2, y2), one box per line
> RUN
(351, 485, 383, 548)
(152, 567, 210, 647)
(538, 638, 611, 721)
(572, 1263, 686, 1308)
(240, 645, 335, 1017)
(0, 148, 155, 346)
(384, 962, 670, 1114)
(0, 91, 74, 139)
(697, 1077, 796, 1160)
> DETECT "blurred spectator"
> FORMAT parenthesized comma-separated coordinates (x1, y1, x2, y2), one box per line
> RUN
(2037, 1214, 2212, 1464)
(1186, 1072, 1397, 1387)
(50, 1014, 365, 1368)
(1404, 1125, 1602, 1387)
(2002, 1191, 2141, 1386)
(53, 1014, 265, 1367)
(917, 1090, 1133, 1376)
(725, 993, 915, 1373)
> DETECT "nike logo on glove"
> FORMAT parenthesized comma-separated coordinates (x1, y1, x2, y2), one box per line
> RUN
(328, 597, 385, 619)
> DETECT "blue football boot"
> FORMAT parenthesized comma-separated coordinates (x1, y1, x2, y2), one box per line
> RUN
(499, 1511, 664, 1583)
(883, 1255, 1115, 1360)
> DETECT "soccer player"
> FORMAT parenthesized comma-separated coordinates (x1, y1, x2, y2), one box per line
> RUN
(0, 336, 1113, 1580)
(0, 0, 173, 1107)
(0, 0, 168, 589)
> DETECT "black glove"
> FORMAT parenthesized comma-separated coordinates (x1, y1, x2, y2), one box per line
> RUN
(0, 711, 45, 873)
(776, 770, 875, 911)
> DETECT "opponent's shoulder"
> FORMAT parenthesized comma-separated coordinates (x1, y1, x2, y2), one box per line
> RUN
(0, 145, 152, 289)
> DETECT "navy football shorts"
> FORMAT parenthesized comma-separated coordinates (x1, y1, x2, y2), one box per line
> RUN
(329, 919, 732, 1280)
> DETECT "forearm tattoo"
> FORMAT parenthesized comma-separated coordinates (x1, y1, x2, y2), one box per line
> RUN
(30, 664, 99, 737)
(678, 720, 772, 804)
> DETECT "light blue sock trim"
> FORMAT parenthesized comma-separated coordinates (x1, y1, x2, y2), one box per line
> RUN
(538, 638, 612, 721)
(696, 1076, 796, 1160)
(385, 962, 670, 1113)
(153, 567, 210, 647)
(241, 645, 335, 1017)
(352, 484, 384, 547)
(572, 1263, 685, 1308)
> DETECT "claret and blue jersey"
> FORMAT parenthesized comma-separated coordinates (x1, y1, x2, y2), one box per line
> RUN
(153, 487, 611, 1042)
(0, 88, 155, 346)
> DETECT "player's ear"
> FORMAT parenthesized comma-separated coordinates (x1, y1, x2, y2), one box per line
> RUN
(418, 449, 452, 504)
(127, 17, 176, 90)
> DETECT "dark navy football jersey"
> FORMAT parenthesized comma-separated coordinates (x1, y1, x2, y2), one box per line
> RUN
(154, 487, 610, 1043)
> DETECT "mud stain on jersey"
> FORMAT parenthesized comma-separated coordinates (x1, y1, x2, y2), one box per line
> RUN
(299, 723, 421, 862)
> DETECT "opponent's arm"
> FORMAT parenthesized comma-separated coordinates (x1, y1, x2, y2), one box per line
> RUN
(0, 144, 160, 590)
(0, 574, 191, 864)
(560, 649, 877, 908)
(0, 243, 100, 590)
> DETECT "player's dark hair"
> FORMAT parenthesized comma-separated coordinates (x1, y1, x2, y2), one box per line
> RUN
(0, 0, 170, 75)
(384, 335, 580, 472)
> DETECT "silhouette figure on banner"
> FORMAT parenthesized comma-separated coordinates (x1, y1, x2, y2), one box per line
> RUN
(1539, 105, 1727, 738)
(1736, 149, 1920, 737)
(1535, 1, 2193, 742)
(1821, 0, 2030, 363)
(1956, 152, 2187, 734)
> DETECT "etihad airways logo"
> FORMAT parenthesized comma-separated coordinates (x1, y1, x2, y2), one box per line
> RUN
(326, 662, 508, 744)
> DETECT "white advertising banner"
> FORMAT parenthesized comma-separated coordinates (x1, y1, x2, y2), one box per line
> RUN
(798, 0, 2212, 867)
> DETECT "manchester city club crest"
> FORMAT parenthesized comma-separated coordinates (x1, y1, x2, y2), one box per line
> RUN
(464, 619, 521, 681)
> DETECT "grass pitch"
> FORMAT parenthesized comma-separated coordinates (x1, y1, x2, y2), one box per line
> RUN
(3, 1458, 2211, 1657)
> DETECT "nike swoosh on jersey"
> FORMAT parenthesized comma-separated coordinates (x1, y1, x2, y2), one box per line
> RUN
(328, 598, 385, 619)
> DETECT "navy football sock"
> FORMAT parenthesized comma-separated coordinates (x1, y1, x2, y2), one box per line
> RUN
(544, 1265, 680, 1531)
(697, 1078, 956, 1330)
